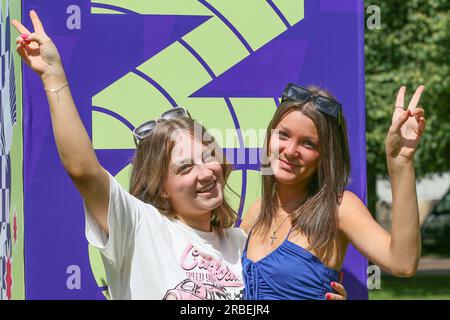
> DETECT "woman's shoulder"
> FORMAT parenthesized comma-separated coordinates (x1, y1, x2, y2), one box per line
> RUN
(223, 227, 248, 250)
(226, 226, 248, 239)
(338, 190, 369, 223)
(339, 190, 361, 204)
(239, 198, 262, 234)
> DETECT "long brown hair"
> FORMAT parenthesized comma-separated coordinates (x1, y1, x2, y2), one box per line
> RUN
(256, 86, 351, 264)
(129, 117, 237, 231)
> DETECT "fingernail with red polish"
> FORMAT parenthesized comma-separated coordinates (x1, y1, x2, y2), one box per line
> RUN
(326, 293, 331, 300)
(331, 282, 336, 288)
(21, 34, 28, 39)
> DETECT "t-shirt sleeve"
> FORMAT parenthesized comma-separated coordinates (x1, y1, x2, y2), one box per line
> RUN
(84, 171, 145, 268)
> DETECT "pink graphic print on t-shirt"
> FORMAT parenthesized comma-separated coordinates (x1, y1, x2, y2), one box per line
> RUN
(162, 244, 244, 300)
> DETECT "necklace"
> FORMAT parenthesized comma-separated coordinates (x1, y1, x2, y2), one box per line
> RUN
(270, 214, 290, 245)
(278, 197, 307, 211)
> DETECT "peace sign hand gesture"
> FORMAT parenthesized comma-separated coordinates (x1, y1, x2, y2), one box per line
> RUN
(11, 10, 63, 78)
(386, 85, 426, 165)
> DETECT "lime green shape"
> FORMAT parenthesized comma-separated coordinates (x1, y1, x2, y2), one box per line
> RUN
(92, 111, 134, 149)
(225, 170, 242, 214)
(88, 245, 110, 299)
(182, 16, 249, 76)
(8, 0, 25, 300)
(91, 7, 124, 14)
(137, 42, 212, 100)
(241, 170, 262, 220)
(230, 98, 277, 148)
(225, 170, 262, 222)
(115, 164, 133, 191)
(91, 0, 210, 15)
(271, 0, 305, 26)
(180, 98, 239, 149)
(205, 0, 287, 50)
(93, 72, 172, 128)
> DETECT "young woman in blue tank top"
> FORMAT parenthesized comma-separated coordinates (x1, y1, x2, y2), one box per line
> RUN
(241, 83, 426, 300)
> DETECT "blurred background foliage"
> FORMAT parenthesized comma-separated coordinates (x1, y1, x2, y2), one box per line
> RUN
(365, 0, 449, 214)
(365, 1, 449, 299)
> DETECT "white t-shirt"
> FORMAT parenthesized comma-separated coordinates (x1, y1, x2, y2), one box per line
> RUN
(84, 171, 247, 300)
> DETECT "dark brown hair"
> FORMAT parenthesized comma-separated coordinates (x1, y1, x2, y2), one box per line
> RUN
(255, 86, 351, 264)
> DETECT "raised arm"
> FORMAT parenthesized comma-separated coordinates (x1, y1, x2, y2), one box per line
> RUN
(12, 10, 110, 234)
(339, 85, 426, 277)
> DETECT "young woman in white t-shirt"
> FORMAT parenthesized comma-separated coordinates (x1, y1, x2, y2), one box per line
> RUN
(12, 10, 347, 300)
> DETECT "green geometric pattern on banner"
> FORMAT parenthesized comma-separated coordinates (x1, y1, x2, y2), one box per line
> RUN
(88, 244, 110, 299)
(91, 0, 210, 15)
(93, 72, 173, 126)
(205, 0, 288, 50)
(242, 170, 262, 216)
(182, 16, 249, 76)
(136, 42, 213, 101)
(183, 98, 239, 149)
(92, 111, 134, 149)
(89, 0, 305, 299)
(90, 7, 124, 15)
(2, 0, 24, 300)
(230, 98, 277, 148)
(226, 170, 242, 213)
(115, 164, 132, 191)
(272, 0, 305, 25)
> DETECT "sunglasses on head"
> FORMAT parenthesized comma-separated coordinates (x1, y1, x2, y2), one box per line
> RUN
(281, 83, 342, 125)
(132, 107, 191, 146)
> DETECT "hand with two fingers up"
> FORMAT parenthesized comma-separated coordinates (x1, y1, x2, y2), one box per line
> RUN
(11, 9, 63, 79)
(386, 85, 427, 166)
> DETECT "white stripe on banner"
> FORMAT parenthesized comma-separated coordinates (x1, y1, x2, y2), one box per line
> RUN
(1, 156, 6, 188)
(4, 188, 9, 223)
(0, 189, 4, 223)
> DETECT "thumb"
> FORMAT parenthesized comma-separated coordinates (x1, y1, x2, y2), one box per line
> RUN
(21, 32, 51, 46)
(391, 109, 411, 132)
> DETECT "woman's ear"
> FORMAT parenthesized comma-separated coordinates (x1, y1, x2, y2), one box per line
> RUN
(161, 189, 169, 198)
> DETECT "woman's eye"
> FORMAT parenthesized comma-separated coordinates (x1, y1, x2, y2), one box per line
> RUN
(304, 141, 316, 149)
(178, 165, 193, 174)
(278, 131, 288, 139)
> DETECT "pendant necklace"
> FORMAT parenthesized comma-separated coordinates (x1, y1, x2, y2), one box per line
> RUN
(270, 214, 290, 245)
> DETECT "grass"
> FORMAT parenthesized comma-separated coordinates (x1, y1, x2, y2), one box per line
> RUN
(369, 274, 450, 300)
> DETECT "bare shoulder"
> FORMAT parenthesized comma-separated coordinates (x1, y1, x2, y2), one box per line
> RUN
(338, 190, 373, 228)
(339, 190, 363, 206)
(240, 198, 262, 234)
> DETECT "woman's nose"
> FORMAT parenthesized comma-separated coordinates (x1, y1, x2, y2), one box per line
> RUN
(284, 141, 299, 158)
(197, 164, 215, 181)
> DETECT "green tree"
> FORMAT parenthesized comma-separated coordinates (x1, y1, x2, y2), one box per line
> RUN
(365, 0, 450, 215)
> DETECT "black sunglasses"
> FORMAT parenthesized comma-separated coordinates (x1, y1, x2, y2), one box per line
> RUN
(132, 107, 191, 146)
(281, 83, 342, 125)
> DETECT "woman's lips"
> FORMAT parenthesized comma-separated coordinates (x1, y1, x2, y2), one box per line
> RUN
(279, 159, 300, 169)
(196, 181, 217, 195)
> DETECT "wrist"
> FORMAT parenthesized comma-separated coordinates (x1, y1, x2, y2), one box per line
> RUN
(387, 158, 415, 175)
(40, 65, 67, 84)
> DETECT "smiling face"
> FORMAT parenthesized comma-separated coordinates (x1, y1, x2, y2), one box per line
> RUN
(269, 110, 320, 187)
(163, 130, 224, 222)
(257, 87, 352, 264)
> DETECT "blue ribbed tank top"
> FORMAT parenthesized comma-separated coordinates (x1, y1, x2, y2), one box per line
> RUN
(242, 228, 340, 300)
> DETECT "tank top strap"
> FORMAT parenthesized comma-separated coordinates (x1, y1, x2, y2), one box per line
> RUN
(246, 226, 294, 251)
(244, 228, 253, 252)
(285, 226, 294, 240)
